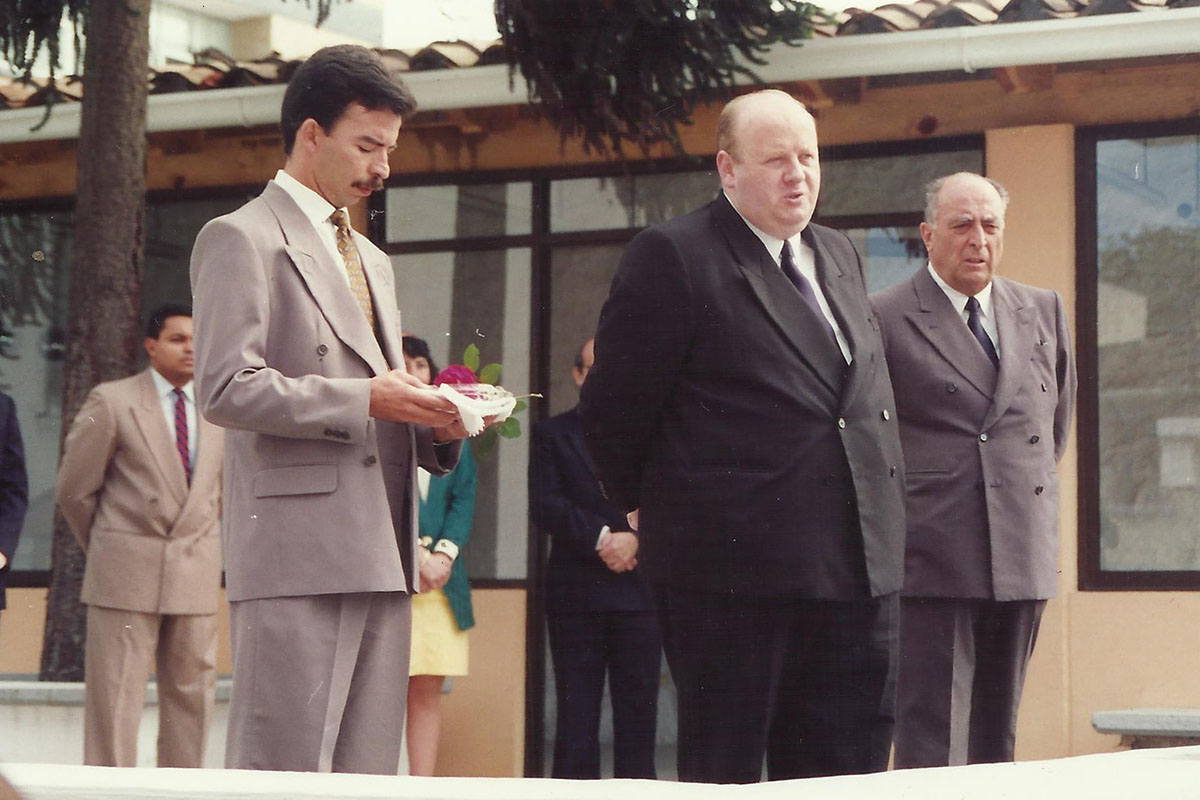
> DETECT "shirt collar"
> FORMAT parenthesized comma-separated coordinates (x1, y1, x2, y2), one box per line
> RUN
(150, 368, 194, 403)
(926, 262, 994, 317)
(727, 196, 806, 265)
(274, 169, 345, 230)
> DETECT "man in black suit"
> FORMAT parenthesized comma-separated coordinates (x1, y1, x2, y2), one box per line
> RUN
(579, 89, 907, 784)
(0, 391, 28, 618)
(531, 338, 661, 779)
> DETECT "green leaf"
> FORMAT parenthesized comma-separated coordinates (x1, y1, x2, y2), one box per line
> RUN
(499, 417, 522, 438)
(462, 343, 480, 372)
(474, 428, 498, 457)
(478, 363, 502, 385)
(513, 400, 528, 414)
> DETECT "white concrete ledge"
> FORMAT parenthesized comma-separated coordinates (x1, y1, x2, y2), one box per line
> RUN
(3, 747, 1200, 800)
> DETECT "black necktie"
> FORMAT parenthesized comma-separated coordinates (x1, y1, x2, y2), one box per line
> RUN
(780, 242, 837, 342)
(965, 296, 1000, 370)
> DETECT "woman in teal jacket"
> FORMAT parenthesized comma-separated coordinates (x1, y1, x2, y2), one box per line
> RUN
(403, 336, 478, 776)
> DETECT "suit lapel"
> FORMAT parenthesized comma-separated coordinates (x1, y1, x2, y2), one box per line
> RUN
(982, 277, 1036, 431)
(171, 416, 222, 534)
(716, 196, 844, 399)
(905, 268, 997, 398)
(804, 226, 874, 412)
(131, 370, 189, 506)
(362, 243, 401, 370)
(264, 182, 390, 377)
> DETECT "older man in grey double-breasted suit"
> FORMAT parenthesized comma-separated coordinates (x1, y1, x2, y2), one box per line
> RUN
(871, 172, 1076, 768)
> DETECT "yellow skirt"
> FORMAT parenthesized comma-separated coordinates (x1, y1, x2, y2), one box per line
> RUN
(409, 588, 469, 677)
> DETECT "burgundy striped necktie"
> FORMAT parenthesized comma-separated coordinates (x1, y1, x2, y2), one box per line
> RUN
(173, 387, 191, 485)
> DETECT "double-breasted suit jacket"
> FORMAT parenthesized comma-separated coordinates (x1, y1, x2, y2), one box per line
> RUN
(190, 180, 453, 604)
(580, 193, 907, 601)
(57, 369, 223, 614)
(871, 268, 1076, 600)
(57, 368, 223, 767)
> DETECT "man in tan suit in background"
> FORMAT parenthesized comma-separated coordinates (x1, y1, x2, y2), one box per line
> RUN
(190, 45, 472, 774)
(57, 303, 223, 767)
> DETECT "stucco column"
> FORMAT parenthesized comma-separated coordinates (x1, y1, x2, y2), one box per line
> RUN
(986, 124, 1076, 760)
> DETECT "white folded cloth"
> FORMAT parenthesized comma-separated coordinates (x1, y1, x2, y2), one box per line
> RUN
(436, 383, 517, 436)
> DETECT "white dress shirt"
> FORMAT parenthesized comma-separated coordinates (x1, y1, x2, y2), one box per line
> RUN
(732, 209, 853, 365)
(150, 369, 197, 466)
(274, 169, 352, 287)
(925, 263, 1000, 356)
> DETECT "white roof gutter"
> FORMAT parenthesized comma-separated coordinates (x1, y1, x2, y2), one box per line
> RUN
(2, 7, 1199, 144)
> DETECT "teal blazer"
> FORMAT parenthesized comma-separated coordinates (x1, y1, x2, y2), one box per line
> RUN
(418, 444, 477, 630)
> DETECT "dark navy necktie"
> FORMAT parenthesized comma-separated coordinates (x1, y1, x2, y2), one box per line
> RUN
(780, 241, 836, 342)
(965, 296, 1000, 370)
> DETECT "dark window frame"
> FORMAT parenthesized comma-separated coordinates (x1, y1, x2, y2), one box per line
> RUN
(1076, 117, 1200, 591)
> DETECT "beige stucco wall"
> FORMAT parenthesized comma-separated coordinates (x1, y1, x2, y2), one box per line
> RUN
(990, 124, 1200, 760)
(1, 587, 526, 778)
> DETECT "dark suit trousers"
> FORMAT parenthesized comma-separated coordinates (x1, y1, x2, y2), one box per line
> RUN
(547, 610, 662, 779)
(894, 597, 1046, 768)
(653, 585, 898, 784)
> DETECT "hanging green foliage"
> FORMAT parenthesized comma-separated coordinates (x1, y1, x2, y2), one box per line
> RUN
(0, 0, 340, 82)
(0, 0, 88, 81)
(495, 0, 826, 156)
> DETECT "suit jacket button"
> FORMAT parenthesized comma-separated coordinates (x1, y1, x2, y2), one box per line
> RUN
(1030, 435, 1040, 444)
(364, 455, 377, 466)
(317, 344, 329, 356)
(1041, 382, 1048, 392)
(890, 466, 897, 477)
(881, 410, 891, 421)
(837, 418, 846, 429)
(946, 383, 958, 394)
(1035, 485, 1045, 495)
(980, 432, 988, 442)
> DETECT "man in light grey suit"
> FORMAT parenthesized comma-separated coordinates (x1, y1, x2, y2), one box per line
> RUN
(190, 45, 470, 774)
(871, 172, 1076, 768)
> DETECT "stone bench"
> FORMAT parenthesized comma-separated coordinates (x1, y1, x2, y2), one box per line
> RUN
(1092, 708, 1200, 748)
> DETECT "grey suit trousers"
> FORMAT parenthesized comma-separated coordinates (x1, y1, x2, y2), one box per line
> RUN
(225, 591, 411, 774)
(893, 596, 1045, 768)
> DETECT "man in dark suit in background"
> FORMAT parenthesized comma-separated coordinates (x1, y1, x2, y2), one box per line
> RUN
(0, 391, 27, 620)
(870, 172, 1076, 768)
(531, 338, 661, 780)
(579, 89, 907, 784)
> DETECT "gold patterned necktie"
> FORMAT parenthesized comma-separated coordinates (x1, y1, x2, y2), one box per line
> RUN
(329, 209, 377, 332)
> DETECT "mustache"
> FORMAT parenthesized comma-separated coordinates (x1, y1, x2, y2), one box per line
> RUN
(354, 177, 385, 193)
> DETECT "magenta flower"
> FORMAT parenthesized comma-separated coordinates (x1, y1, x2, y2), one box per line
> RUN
(434, 364, 478, 386)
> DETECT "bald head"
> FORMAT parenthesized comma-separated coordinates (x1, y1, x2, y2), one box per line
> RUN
(717, 89, 814, 158)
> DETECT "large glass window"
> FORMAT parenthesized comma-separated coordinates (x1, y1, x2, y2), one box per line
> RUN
(1081, 123, 1200, 588)
(2, 192, 252, 578)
